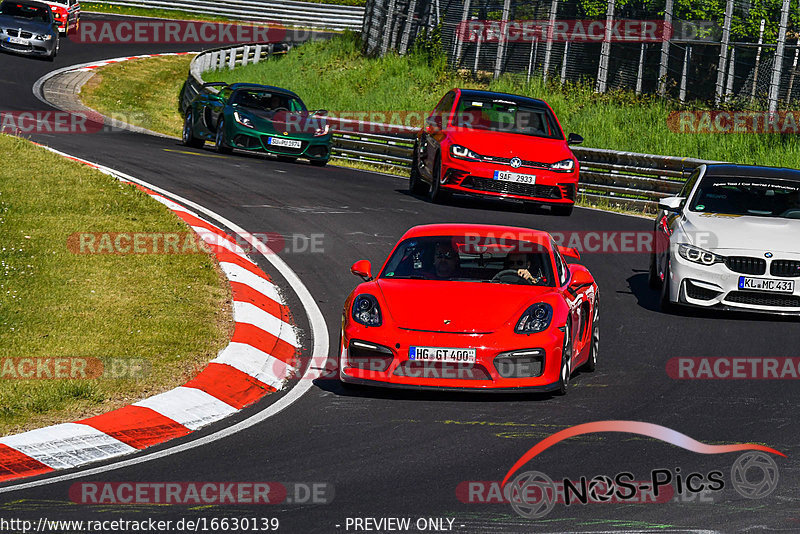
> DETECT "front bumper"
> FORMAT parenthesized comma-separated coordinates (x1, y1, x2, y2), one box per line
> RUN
(228, 125, 331, 161)
(339, 323, 566, 391)
(668, 249, 800, 315)
(439, 158, 577, 205)
(0, 35, 56, 56)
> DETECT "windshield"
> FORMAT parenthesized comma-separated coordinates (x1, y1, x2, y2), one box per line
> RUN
(230, 90, 306, 113)
(0, 2, 51, 22)
(451, 96, 563, 139)
(689, 176, 800, 219)
(380, 235, 555, 286)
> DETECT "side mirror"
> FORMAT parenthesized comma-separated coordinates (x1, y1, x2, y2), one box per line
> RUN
(659, 196, 685, 213)
(314, 109, 329, 116)
(558, 245, 581, 261)
(351, 260, 373, 281)
(425, 116, 442, 134)
(569, 268, 593, 289)
(567, 133, 584, 145)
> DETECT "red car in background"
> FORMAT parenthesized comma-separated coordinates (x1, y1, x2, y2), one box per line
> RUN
(339, 224, 599, 394)
(46, 0, 78, 33)
(410, 89, 583, 216)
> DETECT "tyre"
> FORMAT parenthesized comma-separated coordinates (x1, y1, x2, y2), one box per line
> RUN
(660, 259, 675, 313)
(648, 250, 662, 290)
(555, 325, 572, 396)
(584, 297, 599, 372)
(428, 153, 450, 204)
(409, 143, 428, 195)
(551, 203, 574, 216)
(215, 118, 232, 154)
(182, 110, 205, 148)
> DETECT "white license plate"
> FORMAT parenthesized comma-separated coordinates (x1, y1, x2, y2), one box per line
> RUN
(409, 346, 476, 364)
(7, 37, 26, 45)
(267, 137, 301, 148)
(494, 170, 536, 184)
(738, 277, 795, 293)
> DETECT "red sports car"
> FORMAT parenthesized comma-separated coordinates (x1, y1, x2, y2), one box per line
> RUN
(410, 89, 583, 216)
(339, 224, 599, 393)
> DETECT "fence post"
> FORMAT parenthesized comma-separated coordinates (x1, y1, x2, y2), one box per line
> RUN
(473, 32, 482, 74)
(527, 38, 536, 82)
(242, 45, 250, 67)
(657, 0, 673, 96)
(636, 43, 646, 94)
(679, 45, 691, 102)
(542, 0, 558, 82)
(714, 0, 734, 104)
(560, 41, 569, 84)
(493, 0, 511, 79)
(595, 0, 615, 93)
(399, 0, 418, 55)
(453, 0, 471, 64)
(768, 0, 791, 113)
(228, 48, 237, 70)
(253, 44, 262, 63)
(381, 0, 396, 55)
(724, 47, 735, 101)
(751, 19, 766, 104)
(787, 45, 799, 105)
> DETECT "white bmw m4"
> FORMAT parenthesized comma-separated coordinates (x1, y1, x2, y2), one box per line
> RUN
(650, 164, 800, 315)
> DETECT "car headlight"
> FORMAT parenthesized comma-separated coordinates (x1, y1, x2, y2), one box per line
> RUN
(314, 124, 330, 137)
(36, 34, 53, 41)
(233, 111, 254, 129)
(515, 303, 553, 334)
(450, 144, 481, 161)
(352, 294, 382, 327)
(678, 244, 724, 266)
(551, 159, 575, 172)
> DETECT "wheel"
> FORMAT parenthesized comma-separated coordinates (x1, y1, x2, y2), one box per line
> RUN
(182, 110, 205, 148)
(555, 325, 572, 396)
(310, 159, 328, 167)
(648, 250, 663, 290)
(584, 297, 599, 372)
(660, 259, 675, 313)
(215, 118, 232, 154)
(428, 153, 450, 204)
(551, 203, 574, 216)
(409, 143, 428, 195)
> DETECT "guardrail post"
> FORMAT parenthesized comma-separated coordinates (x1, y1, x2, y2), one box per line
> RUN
(253, 44, 263, 63)
(218, 50, 226, 71)
(679, 45, 691, 102)
(242, 45, 251, 67)
(229, 48, 237, 70)
(636, 43, 646, 95)
(268, 43, 274, 60)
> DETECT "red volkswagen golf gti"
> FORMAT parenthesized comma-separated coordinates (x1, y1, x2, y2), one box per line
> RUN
(339, 224, 599, 394)
(410, 89, 583, 216)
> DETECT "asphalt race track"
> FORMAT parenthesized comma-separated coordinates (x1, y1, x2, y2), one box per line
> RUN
(1, 15, 799, 533)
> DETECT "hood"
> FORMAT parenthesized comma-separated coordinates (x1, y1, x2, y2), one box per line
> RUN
(0, 16, 52, 32)
(233, 106, 326, 137)
(680, 211, 800, 253)
(376, 279, 552, 333)
(447, 129, 573, 163)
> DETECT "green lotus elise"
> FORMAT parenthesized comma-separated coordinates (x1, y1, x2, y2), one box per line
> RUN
(182, 83, 332, 166)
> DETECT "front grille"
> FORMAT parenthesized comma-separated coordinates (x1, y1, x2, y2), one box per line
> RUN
(393, 362, 491, 380)
(6, 29, 18, 37)
(725, 291, 800, 308)
(5, 29, 32, 38)
(481, 156, 552, 170)
(21, 31, 32, 39)
(561, 183, 577, 201)
(685, 280, 721, 301)
(347, 340, 393, 372)
(306, 145, 328, 158)
(232, 134, 261, 149)
(494, 350, 544, 378)
(261, 137, 307, 155)
(725, 256, 766, 275)
(461, 176, 562, 199)
(771, 260, 800, 278)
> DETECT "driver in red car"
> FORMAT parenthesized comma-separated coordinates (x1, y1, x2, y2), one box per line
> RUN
(432, 242, 461, 279)
(505, 252, 542, 284)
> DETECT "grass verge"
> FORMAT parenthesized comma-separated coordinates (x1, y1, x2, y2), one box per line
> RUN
(0, 134, 232, 436)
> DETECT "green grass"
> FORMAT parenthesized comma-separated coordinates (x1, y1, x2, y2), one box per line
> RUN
(81, 55, 194, 139)
(0, 134, 232, 435)
(204, 32, 800, 167)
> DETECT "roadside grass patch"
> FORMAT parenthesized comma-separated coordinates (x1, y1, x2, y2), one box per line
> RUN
(0, 134, 232, 435)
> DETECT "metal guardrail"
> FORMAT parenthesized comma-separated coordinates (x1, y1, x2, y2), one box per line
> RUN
(184, 43, 717, 213)
(90, 0, 365, 31)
